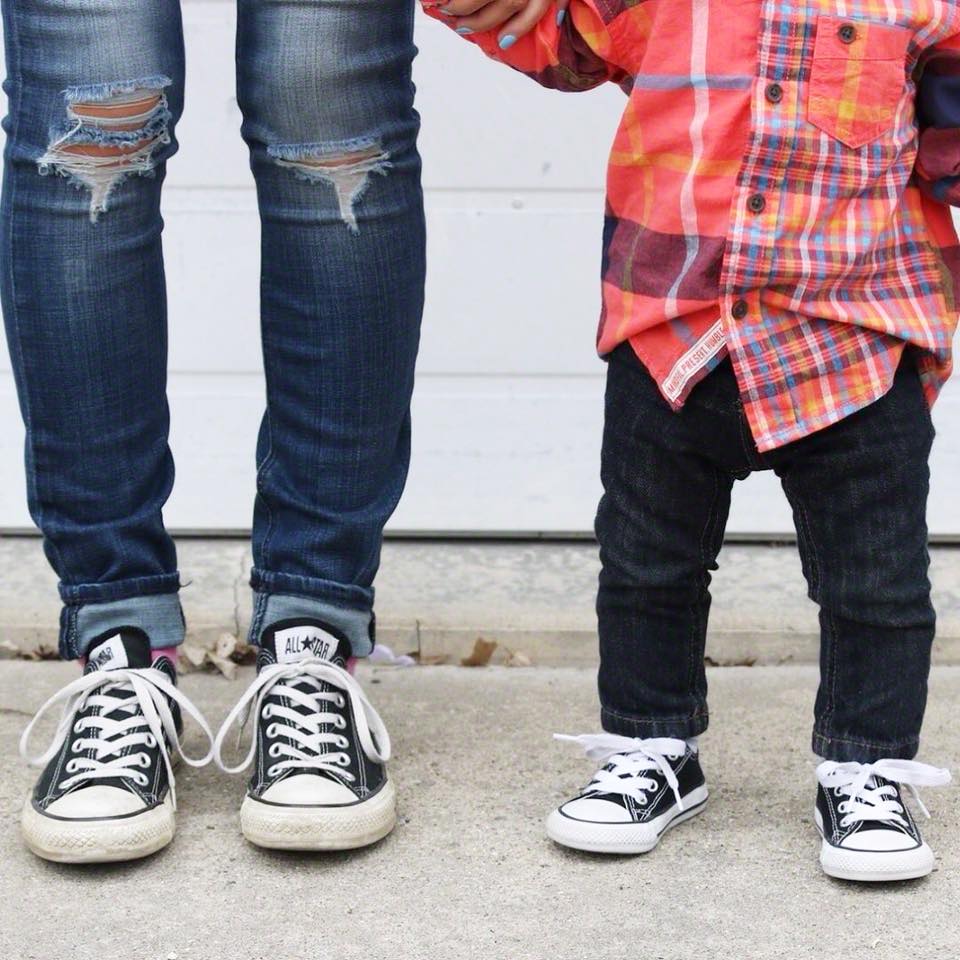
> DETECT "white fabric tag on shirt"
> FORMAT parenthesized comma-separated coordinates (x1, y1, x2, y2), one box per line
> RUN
(88, 633, 129, 671)
(274, 625, 339, 663)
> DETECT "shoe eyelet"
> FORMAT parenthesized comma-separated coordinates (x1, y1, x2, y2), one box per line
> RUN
(335, 717, 347, 730)
(638, 795, 648, 805)
(73, 721, 84, 734)
(137, 753, 151, 768)
(833, 787, 843, 797)
(335, 695, 346, 709)
(144, 734, 157, 749)
(71, 740, 83, 753)
(837, 801, 848, 814)
(268, 743, 283, 758)
(65, 759, 79, 773)
(136, 773, 150, 787)
(336, 754, 350, 767)
(262, 705, 273, 720)
(266, 723, 279, 739)
(337, 736, 349, 749)
(266, 764, 279, 778)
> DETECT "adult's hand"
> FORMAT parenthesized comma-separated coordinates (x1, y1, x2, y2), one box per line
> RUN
(439, 0, 568, 49)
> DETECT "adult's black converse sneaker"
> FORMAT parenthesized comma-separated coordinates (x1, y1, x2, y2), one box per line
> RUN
(214, 619, 395, 851)
(19, 628, 213, 863)
(815, 759, 951, 881)
(546, 734, 708, 854)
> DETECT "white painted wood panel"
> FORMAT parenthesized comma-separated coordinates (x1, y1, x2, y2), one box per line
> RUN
(0, 2, 957, 536)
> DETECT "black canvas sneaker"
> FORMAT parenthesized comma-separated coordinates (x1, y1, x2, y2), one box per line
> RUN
(815, 759, 952, 881)
(546, 734, 708, 854)
(19, 628, 213, 863)
(214, 619, 395, 851)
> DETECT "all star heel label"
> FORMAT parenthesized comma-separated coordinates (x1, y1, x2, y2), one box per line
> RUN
(274, 626, 339, 663)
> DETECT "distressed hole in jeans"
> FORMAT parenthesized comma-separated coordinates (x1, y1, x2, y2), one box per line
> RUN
(38, 76, 173, 222)
(269, 139, 392, 233)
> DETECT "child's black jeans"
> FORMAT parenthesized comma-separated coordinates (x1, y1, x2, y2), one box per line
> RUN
(596, 343, 936, 763)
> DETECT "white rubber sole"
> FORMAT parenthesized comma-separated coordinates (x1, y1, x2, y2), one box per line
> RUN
(21, 794, 175, 864)
(814, 808, 935, 881)
(241, 778, 397, 851)
(545, 786, 709, 855)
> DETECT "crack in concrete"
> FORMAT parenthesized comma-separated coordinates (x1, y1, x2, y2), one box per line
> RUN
(0, 707, 33, 718)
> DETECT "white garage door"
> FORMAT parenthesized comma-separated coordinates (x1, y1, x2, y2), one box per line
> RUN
(1, 3, 958, 537)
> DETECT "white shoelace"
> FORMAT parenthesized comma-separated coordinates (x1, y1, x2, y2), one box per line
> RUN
(817, 759, 952, 830)
(20, 667, 214, 810)
(213, 659, 390, 781)
(556, 733, 690, 811)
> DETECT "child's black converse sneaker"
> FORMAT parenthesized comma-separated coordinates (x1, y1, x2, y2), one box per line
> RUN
(546, 735, 708, 854)
(815, 759, 951, 882)
(214, 619, 395, 851)
(19, 628, 213, 863)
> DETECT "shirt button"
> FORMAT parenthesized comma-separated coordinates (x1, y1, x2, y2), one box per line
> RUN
(732, 299, 749, 319)
(838, 22, 857, 43)
(765, 82, 783, 104)
(747, 193, 766, 214)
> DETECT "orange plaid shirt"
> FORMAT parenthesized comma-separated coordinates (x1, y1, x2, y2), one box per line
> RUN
(425, 0, 960, 451)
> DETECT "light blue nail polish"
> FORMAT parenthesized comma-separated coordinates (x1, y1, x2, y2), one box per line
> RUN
(456, 25, 474, 34)
(556, 8, 566, 25)
(499, 34, 517, 49)
(439, 7, 452, 14)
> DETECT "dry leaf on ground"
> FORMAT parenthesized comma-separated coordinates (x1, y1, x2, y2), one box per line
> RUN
(25, 643, 60, 661)
(503, 649, 532, 668)
(0, 640, 22, 660)
(177, 633, 254, 678)
(460, 638, 497, 667)
(408, 651, 450, 666)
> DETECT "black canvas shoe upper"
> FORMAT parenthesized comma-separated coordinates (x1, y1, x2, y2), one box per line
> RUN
(817, 778, 921, 851)
(215, 619, 390, 806)
(21, 628, 212, 818)
(556, 735, 706, 824)
(815, 760, 951, 854)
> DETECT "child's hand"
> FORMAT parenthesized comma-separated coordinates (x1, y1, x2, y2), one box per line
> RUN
(436, 0, 568, 50)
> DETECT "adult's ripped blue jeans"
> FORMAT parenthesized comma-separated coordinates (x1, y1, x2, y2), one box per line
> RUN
(0, 0, 425, 659)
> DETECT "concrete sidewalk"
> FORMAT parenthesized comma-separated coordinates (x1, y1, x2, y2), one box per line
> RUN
(1, 661, 957, 960)
(3, 536, 960, 664)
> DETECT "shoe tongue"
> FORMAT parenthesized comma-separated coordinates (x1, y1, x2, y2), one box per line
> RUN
(260, 621, 351, 669)
(85, 627, 152, 673)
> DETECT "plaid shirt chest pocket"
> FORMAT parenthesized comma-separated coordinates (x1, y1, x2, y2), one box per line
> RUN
(806, 15, 911, 149)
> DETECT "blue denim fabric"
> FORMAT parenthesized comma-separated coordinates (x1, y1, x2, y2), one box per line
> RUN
(596, 344, 936, 763)
(1, 0, 424, 659)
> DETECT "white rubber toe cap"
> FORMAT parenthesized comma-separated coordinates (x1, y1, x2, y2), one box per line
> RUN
(45, 785, 146, 819)
(839, 827, 918, 852)
(260, 774, 356, 806)
(558, 796, 632, 824)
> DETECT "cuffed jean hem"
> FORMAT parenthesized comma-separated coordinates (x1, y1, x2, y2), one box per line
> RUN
(248, 578, 375, 658)
(600, 706, 709, 740)
(813, 730, 920, 764)
(59, 591, 186, 660)
(58, 571, 182, 605)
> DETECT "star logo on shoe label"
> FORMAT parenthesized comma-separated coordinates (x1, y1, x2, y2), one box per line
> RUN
(274, 626, 339, 663)
(88, 633, 129, 671)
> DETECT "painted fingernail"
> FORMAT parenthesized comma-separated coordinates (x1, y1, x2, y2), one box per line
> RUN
(556, 8, 566, 25)
(439, 7, 453, 13)
(499, 34, 517, 49)
(456, 25, 474, 34)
